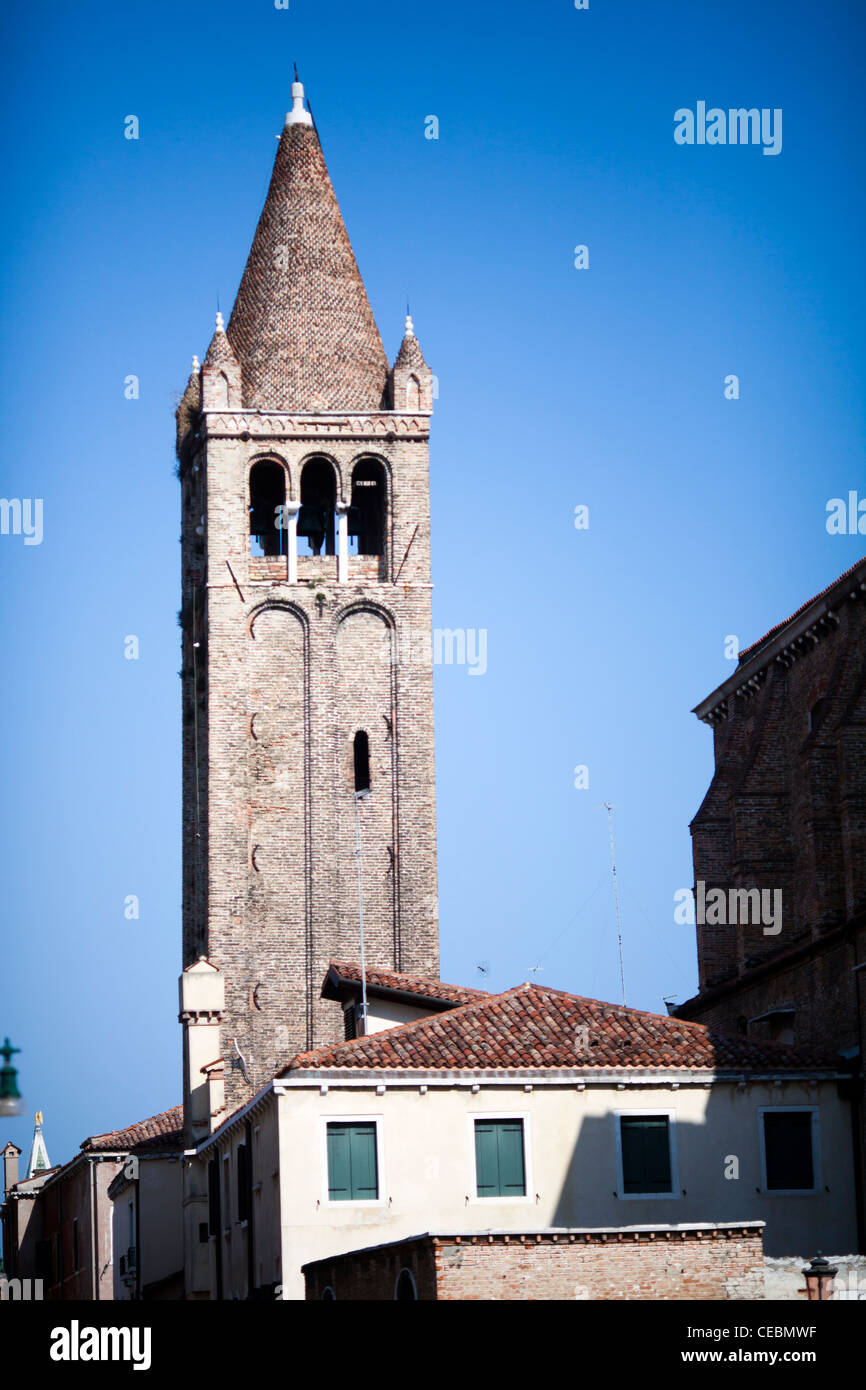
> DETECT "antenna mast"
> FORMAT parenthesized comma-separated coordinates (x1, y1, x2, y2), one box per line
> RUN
(354, 790, 370, 1033)
(603, 802, 626, 1005)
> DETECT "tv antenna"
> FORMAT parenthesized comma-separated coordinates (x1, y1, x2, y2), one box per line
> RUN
(603, 802, 627, 1006)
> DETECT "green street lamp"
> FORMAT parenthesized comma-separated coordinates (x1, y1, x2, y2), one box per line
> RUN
(0, 1038, 24, 1118)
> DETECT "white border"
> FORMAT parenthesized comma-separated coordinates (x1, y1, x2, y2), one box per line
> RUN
(758, 1106, 821, 1196)
(320, 1114, 386, 1208)
(614, 1109, 680, 1200)
(466, 1111, 533, 1206)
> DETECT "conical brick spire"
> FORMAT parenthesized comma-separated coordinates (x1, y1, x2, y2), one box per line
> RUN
(176, 355, 201, 452)
(203, 312, 237, 368)
(226, 82, 389, 413)
(390, 312, 434, 412)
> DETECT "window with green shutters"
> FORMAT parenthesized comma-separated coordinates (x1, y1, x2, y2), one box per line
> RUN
(762, 1110, 815, 1191)
(474, 1119, 526, 1198)
(619, 1115, 673, 1194)
(326, 1122, 379, 1201)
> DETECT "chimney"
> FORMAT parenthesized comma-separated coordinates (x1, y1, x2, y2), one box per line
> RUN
(2, 1142, 21, 1198)
(179, 958, 225, 1146)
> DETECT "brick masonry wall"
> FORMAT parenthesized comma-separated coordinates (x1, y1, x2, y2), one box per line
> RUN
(303, 1227, 766, 1301)
(180, 414, 440, 1108)
(690, 595, 866, 995)
(678, 925, 866, 1057)
(680, 582, 866, 1238)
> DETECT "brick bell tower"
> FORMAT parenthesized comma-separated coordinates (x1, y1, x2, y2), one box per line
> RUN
(176, 78, 440, 1107)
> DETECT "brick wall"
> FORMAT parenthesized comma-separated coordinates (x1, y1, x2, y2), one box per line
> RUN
(303, 1226, 766, 1301)
(678, 570, 866, 1243)
(689, 587, 866, 996)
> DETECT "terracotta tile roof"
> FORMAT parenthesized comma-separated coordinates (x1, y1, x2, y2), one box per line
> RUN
(226, 121, 389, 412)
(739, 555, 866, 660)
(81, 1105, 184, 1155)
(325, 961, 488, 1008)
(279, 983, 837, 1076)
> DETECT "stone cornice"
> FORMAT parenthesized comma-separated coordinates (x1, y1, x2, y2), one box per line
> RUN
(302, 1221, 766, 1262)
(202, 411, 430, 442)
(693, 559, 866, 725)
(273, 1067, 840, 1087)
(674, 910, 866, 1018)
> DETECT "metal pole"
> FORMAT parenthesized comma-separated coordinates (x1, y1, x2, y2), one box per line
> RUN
(353, 791, 369, 1033)
(603, 802, 627, 1006)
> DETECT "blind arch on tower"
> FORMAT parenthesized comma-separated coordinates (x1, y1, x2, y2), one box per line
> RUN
(336, 607, 399, 962)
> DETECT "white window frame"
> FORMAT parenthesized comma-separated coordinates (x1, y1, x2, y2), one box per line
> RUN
(320, 1114, 386, 1209)
(758, 1106, 821, 1197)
(614, 1109, 680, 1201)
(466, 1110, 533, 1206)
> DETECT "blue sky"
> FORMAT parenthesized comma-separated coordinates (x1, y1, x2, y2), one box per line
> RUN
(1, 0, 864, 1169)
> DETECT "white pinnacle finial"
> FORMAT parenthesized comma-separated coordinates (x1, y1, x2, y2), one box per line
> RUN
(404, 313, 415, 337)
(215, 311, 225, 332)
(286, 81, 313, 128)
(191, 354, 200, 372)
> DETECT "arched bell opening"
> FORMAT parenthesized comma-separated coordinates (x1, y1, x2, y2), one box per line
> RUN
(298, 458, 337, 557)
(348, 460, 386, 557)
(249, 460, 286, 557)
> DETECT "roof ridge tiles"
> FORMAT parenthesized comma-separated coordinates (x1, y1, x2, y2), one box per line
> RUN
(277, 979, 836, 1076)
(81, 1103, 184, 1152)
(739, 554, 866, 660)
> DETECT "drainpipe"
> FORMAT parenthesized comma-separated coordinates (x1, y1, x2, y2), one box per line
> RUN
(851, 939, 866, 1253)
(135, 1166, 142, 1300)
(850, 1076, 865, 1254)
(89, 1158, 98, 1299)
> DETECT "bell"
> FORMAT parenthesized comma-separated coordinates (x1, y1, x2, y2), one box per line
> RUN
(297, 504, 324, 537)
(297, 504, 326, 555)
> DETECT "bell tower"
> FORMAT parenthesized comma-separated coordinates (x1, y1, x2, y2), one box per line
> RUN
(176, 79, 439, 1106)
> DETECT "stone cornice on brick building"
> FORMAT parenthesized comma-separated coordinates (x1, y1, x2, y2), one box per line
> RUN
(302, 1220, 766, 1263)
(676, 909, 866, 1022)
(200, 412, 431, 441)
(693, 556, 866, 725)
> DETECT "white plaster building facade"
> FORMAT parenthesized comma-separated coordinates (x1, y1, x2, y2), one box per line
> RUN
(179, 965, 859, 1300)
